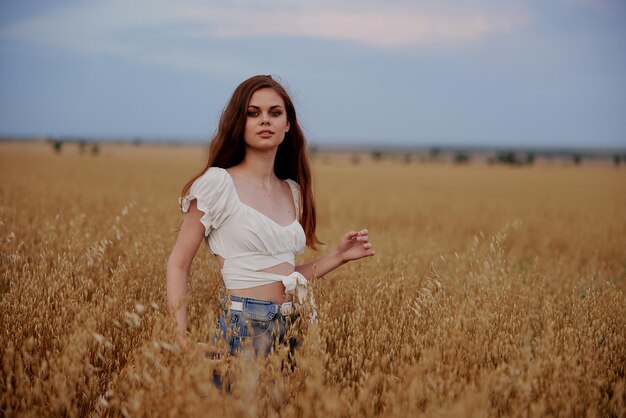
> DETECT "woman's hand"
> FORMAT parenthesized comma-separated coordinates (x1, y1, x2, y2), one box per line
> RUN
(337, 229, 375, 262)
(295, 228, 374, 280)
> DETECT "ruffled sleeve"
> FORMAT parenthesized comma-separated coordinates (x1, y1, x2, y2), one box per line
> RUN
(180, 167, 234, 236)
(285, 179, 302, 221)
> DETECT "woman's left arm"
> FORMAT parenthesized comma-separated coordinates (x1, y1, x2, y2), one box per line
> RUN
(295, 229, 374, 281)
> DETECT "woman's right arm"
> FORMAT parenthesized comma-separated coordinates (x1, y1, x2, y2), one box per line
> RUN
(166, 200, 206, 347)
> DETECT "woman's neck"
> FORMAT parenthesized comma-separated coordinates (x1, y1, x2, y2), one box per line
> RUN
(238, 148, 278, 188)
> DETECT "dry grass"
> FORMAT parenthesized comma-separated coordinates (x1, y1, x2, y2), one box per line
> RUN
(1, 141, 625, 417)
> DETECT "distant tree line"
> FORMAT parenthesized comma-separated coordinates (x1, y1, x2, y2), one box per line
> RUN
(40, 139, 626, 167)
(487, 151, 534, 166)
(325, 147, 626, 167)
(47, 138, 100, 156)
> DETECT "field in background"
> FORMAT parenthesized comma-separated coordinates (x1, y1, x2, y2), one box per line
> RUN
(1, 141, 625, 417)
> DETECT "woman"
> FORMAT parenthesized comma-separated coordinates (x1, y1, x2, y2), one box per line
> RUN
(166, 75, 374, 357)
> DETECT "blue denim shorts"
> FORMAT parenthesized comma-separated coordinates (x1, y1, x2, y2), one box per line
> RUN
(215, 295, 299, 357)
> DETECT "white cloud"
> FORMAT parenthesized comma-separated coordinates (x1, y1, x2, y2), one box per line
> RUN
(1, 0, 530, 72)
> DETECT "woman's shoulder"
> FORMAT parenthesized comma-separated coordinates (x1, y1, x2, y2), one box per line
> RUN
(284, 178, 300, 198)
(284, 179, 301, 218)
(284, 179, 301, 199)
(284, 178, 300, 191)
(191, 166, 230, 191)
(198, 166, 228, 181)
(181, 166, 236, 227)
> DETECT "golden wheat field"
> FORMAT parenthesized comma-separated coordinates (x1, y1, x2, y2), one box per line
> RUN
(1, 141, 625, 417)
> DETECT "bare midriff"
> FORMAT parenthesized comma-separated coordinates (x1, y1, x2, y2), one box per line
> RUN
(215, 256, 292, 304)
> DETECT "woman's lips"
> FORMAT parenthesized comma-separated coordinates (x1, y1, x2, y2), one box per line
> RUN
(257, 130, 274, 138)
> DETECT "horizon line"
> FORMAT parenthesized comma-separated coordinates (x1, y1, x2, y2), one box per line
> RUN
(1, 135, 625, 154)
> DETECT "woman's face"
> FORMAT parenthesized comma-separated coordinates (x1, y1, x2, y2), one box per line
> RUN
(243, 88, 290, 152)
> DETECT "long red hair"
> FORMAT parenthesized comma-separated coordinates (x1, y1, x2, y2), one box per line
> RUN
(181, 75, 320, 248)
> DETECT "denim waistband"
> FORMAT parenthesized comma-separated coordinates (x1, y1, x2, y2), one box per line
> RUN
(222, 295, 295, 319)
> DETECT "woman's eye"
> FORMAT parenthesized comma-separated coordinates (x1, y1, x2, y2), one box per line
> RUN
(247, 111, 259, 117)
(270, 111, 282, 117)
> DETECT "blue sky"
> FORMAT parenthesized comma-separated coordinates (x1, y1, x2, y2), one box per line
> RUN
(1, 0, 624, 147)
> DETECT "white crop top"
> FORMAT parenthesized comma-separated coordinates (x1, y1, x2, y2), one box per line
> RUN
(180, 167, 309, 301)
